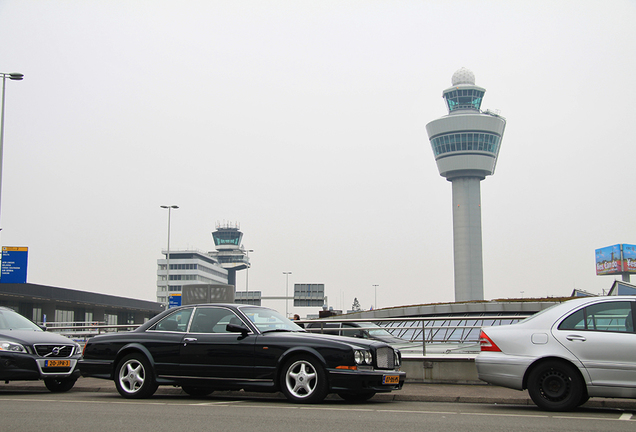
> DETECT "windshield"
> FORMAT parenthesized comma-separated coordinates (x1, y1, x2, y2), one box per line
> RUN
(0, 309, 42, 331)
(239, 307, 304, 333)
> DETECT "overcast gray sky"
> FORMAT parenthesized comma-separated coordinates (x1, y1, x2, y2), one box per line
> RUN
(1, 0, 635, 314)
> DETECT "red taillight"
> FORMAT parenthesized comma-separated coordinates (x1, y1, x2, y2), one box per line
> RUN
(479, 330, 501, 352)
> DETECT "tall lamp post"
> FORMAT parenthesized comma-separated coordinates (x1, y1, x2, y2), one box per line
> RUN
(0, 72, 24, 227)
(372, 284, 379, 310)
(160, 205, 179, 309)
(245, 249, 253, 292)
(283, 271, 292, 318)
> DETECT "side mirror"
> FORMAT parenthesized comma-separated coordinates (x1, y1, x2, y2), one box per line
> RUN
(226, 323, 249, 336)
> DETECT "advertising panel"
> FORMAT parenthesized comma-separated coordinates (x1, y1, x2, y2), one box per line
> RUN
(595, 244, 636, 276)
(623, 244, 636, 274)
(1, 246, 28, 283)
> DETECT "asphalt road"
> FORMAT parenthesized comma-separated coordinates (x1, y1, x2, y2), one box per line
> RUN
(1, 391, 634, 432)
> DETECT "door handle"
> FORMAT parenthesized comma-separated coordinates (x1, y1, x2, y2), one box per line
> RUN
(183, 337, 197, 345)
(566, 335, 586, 342)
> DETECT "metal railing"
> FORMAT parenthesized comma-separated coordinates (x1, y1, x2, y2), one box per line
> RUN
(43, 314, 530, 355)
(302, 315, 530, 355)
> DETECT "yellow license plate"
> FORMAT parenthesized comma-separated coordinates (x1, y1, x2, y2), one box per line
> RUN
(44, 360, 70, 367)
(383, 375, 400, 384)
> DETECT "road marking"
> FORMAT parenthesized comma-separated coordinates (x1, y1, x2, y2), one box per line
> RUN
(189, 400, 245, 406)
(619, 412, 633, 421)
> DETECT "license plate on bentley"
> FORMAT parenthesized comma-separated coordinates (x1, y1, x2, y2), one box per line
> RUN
(44, 360, 70, 367)
(383, 375, 400, 384)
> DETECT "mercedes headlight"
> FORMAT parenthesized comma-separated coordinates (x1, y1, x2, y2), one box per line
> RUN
(0, 341, 27, 353)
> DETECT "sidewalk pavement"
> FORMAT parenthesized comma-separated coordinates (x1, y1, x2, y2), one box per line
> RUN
(2, 377, 635, 410)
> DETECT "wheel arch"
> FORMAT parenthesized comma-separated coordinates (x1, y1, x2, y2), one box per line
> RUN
(112, 343, 156, 377)
(275, 347, 327, 389)
(522, 356, 587, 390)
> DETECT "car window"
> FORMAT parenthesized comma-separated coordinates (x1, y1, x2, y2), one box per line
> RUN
(558, 301, 634, 333)
(307, 322, 340, 335)
(342, 323, 363, 337)
(189, 307, 243, 334)
(153, 308, 193, 332)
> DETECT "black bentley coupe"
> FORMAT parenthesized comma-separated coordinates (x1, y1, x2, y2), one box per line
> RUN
(79, 304, 405, 403)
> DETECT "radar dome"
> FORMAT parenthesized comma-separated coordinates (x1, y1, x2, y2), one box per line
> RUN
(451, 68, 475, 86)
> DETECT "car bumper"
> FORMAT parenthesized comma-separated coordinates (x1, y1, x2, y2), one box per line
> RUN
(328, 368, 406, 393)
(0, 352, 81, 381)
(475, 352, 534, 390)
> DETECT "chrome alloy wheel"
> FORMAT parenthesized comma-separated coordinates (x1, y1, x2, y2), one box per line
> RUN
(285, 359, 318, 399)
(118, 358, 147, 394)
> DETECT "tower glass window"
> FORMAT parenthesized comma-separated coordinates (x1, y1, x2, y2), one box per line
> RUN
(444, 89, 484, 112)
(431, 132, 501, 157)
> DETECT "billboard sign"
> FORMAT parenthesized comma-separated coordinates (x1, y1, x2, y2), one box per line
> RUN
(623, 244, 636, 274)
(595, 244, 636, 276)
(1, 247, 28, 283)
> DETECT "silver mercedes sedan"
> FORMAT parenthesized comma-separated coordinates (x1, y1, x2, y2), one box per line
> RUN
(476, 296, 636, 411)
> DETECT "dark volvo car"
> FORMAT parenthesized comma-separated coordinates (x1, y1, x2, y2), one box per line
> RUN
(80, 304, 405, 403)
(0, 306, 81, 392)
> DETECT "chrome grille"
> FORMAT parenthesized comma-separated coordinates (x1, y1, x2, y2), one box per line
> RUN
(375, 347, 395, 369)
(34, 344, 75, 358)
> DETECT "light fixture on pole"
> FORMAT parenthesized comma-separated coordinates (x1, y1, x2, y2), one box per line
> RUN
(0, 72, 24, 228)
(160, 205, 179, 309)
(245, 249, 253, 293)
(372, 284, 379, 310)
(283, 271, 292, 318)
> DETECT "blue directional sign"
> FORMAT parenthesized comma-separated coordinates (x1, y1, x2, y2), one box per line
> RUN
(168, 293, 182, 308)
(1, 247, 29, 283)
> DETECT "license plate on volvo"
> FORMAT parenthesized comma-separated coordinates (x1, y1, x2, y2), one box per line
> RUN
(44, 360, 70, 367)
(383, 375, 400, 385)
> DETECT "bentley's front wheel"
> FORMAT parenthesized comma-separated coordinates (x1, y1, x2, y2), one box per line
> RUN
(280, 355, 328, 404)
(115, 354, 158, 399)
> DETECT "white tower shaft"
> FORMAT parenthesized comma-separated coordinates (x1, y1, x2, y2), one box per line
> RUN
(452, 177, 484, 301)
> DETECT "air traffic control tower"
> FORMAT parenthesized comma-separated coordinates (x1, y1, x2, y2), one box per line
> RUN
(426, 68, 506, 302)
(209, 222, 250, 287)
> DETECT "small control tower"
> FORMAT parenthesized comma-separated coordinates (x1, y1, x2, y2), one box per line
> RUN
(426, 68, 506, 302)
(209, 222, 250, 287)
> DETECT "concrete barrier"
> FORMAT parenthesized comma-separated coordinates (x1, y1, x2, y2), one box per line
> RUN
(402, 355, 482, 384)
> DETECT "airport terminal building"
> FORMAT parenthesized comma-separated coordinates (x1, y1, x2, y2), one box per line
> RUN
(0, 283, 162, 325)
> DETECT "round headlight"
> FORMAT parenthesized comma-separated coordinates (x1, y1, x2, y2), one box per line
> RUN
(364, 350, 372, 364)
(354, 350, 364, 364)
(394, 349, 401, 367)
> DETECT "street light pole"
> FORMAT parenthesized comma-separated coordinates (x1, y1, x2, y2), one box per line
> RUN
(0, 72, 24, 227)
(372, 284, 379, 310)
(160, 205, 179, 310)
(245, 249, 253, 292)
(283, 271, 292, 318)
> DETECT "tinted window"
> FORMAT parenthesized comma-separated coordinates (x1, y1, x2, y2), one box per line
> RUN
(153, 308, 193, 332)
(559, 301, 634, 333)
(190, 307, 243, 334)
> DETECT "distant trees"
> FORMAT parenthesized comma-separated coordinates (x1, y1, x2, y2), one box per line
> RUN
(352, 298, 361, 312)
